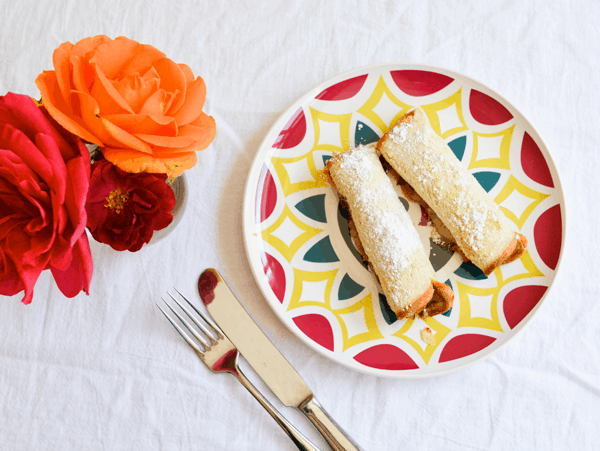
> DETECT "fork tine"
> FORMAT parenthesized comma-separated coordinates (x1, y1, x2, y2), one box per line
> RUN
(167, 291, 217, 344)
(173, 287, 224, 339)
(156, 302, 204, 355)
(161, 298, 212, 349)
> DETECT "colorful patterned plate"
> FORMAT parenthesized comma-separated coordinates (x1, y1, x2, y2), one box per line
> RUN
(242, 64, 565, 378)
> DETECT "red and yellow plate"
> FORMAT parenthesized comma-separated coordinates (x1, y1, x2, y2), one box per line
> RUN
(243, 64, 565, 378)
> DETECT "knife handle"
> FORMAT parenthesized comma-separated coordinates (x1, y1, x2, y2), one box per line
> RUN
(299, 397, 363, 451)
(234, 367, 322, 451)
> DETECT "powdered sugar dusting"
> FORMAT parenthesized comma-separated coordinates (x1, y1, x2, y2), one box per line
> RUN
(383, 110, 493, 257)
(332, 144, 424, 302)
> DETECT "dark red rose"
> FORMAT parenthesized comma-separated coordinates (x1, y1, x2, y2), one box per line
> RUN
(86, 159, 176, 252)
(0, 93, 93, 304)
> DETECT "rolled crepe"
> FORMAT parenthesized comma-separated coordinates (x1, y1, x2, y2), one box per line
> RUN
(378, 108, 527, 276)
(324, 143, 453, 319)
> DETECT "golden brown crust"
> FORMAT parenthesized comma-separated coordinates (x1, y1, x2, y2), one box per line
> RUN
(503, 233, 528, 265)
(320, 160, 337, 189)
(482, 233, 528, 276)
(422, 280, 454, 317)
(397, 285, 434, 320)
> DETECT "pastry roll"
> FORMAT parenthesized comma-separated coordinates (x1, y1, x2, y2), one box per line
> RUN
(378, 108, 527, 276)
(324, 143, 453, 319)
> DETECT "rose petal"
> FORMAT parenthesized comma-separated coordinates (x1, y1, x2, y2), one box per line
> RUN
(86, 200, 108, 229)
(50, 232, 93, 297)
(0, 93, 73, 154)
(0, 252, 24, 297)
(112, 71, 160, 113)
(0, 123, 55, 186)
(70, 55, 94, 94)
(134, 125, 199, 148)
(34, 133, 68, 200)
(62, 155, 89, 246)
(52, 42, 74, 108)
(0, 181, 51, 248)
(102, 146, 197, 177)
(0, 155, 51, 219)
(89, 61, 135, 114)
(4, 230, 50, 304)
(100, 117, 153, 154)
(0, 178, 31, 214)
(153, 57, 187, 115)
(103, 113, 177, 136)
(178, 64, 195, 83)
(70, 35, 111, 58)
(173, 77, 207, 126)
(10, 266, 45, 305)
(137, 88, 169, 116)
(93, 36, 165, 79)
(36, 72, 102, 145)
(68, 90, 116, 142)
(184, 111, 217, 150)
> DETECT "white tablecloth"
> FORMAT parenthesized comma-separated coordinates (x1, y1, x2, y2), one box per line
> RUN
(1, 1, 597, 450)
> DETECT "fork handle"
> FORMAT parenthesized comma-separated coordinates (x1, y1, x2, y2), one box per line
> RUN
(233, 367, 322, 451)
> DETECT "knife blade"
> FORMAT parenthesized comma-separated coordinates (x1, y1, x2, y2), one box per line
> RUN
(198, 268, 363, 451)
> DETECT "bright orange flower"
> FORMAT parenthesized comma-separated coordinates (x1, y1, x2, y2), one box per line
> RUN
(35, 35, 216, 177)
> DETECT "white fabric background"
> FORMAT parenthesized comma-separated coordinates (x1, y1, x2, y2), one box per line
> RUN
(0, 1, 598, 450)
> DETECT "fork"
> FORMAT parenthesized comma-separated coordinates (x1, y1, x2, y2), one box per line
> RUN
(157, 290, 322, 451)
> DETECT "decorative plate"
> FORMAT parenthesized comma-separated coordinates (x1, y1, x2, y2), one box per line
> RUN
(242, 64, 565, 378)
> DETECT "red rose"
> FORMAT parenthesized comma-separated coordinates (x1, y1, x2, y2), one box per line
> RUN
(86, 159, 176, 252)
(0, 93, 93, 304)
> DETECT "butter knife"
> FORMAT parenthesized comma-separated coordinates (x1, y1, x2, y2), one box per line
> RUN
(199, 268, 363, 451)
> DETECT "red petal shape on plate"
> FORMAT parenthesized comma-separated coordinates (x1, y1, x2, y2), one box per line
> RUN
(503, 285, 548, 329)
(293, 314, 334, 351)
(353, 344, 419, 370)
(272, 107, 306, 149)
(521, 132, 554, 187)
(390, 70, 454, 97)
(315, 75, 368, 101)
(260, 252, 286, 303)
(419, 205, 429, 226)
(469, 89, 514, 125)
(255, 165, 278, 223)
(439, 334, 497, 363)
(534, 205, 562, 270)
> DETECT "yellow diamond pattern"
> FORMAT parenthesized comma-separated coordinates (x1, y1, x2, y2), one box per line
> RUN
(468, 125, 515, 170)
(356, 75, 413, 133)
(456, 281, 504, 332)
(331, 293, 384, 351)
(271, 151, 329, 198)
(287, 268, 338, 311)
(309, 107, 353, 153)
(498, 250, 545, 285)
(494, 175, 551, 229)
(393, 316, 452, 364)
(421, 88, 469, 139)
(261, 205, 323, 262)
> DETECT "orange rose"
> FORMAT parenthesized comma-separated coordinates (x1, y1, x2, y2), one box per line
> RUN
(35, 35, 216, 177)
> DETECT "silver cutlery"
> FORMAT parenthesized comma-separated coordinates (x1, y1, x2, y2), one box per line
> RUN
(199, 268, 363, 451)
(157, 290, 322, 451)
